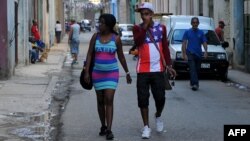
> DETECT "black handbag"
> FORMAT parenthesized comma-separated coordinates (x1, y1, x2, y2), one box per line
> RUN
(164, 71, 172, 90)
(80, 59, 94, 90)
(80, 34, 97, 90)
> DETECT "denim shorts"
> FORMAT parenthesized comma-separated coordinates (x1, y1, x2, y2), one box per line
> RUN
(70, 39, 80, 54)
(137, 72, 166, 108)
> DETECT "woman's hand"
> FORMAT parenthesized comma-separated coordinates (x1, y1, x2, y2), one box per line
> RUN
(126, 73, 132, 84)
(84, 70, 90, 84)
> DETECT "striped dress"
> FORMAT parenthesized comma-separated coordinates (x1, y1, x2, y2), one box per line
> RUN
(92, 34, 119, 90)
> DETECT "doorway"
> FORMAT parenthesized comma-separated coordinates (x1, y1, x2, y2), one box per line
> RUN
(14, 1, 18, 66)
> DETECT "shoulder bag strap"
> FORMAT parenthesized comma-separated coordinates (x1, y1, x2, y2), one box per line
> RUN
(146, 30, 167, 68)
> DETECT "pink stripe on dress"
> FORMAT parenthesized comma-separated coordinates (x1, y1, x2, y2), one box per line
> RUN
(92, 71, 119, 79)
(95, 52, 115, 60)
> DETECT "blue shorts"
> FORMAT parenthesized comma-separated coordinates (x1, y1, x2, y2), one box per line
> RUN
(70, 39, 80, 54)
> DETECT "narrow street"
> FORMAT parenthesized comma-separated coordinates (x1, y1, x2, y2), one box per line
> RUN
(1, 0, 250, 141)
(59, 31, 250, 141)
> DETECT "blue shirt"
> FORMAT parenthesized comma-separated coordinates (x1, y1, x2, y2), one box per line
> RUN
(71, 23, 80, 41)
(182, 28, 207, 58)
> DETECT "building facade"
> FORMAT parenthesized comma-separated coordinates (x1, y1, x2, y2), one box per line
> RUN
(101, 0, 129, 24)
(0, 0, 10, 79)
(0, 0, 63, 80)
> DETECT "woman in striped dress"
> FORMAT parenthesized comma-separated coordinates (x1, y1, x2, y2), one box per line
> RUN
(84, 14, 132, 140)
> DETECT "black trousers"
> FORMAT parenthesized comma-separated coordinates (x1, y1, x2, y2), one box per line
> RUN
(55, 31, 61, 43)
(137, 72, 166, 108)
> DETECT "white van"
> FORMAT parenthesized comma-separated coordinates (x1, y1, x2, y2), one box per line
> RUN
(161, 15, 229, 80)
(118, 24, 134, 45)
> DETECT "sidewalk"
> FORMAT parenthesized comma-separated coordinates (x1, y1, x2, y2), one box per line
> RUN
(0, 40, 68, 113)
(0, 37, 70, 140)
(228, 68, 250, 89)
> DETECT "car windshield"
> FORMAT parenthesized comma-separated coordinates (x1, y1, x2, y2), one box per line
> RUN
(171, 29, 221, 45)
(119, 25, 133, 31)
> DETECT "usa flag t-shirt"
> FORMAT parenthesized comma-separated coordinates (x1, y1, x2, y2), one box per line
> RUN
(137, 22, 165, 73)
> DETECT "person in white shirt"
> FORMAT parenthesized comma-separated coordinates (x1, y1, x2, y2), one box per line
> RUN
(55, 21, 62, 43)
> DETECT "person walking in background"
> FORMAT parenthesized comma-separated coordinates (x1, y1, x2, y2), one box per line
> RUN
(65, 21, 70, 33)
(68, 19, 80, 64)
(133, 2, 176, 139)
(215, 20, 225, 42)
(84, 14, 132, 140)
(182, 17, 208, 91)
(55, 20, 62, 43)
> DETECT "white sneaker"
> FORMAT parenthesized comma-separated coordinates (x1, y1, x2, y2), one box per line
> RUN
(155, 117, 164, 132)
(141, 125, 151, 139)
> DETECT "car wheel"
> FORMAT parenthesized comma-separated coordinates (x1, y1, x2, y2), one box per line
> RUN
(220, 70, 228, 82)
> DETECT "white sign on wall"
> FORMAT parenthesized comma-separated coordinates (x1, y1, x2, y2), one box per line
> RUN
(244, 1, 250, 14)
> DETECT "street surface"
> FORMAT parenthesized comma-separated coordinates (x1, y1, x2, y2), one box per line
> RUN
(59, 31, 250, 141)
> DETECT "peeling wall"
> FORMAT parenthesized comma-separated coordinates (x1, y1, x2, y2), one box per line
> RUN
(7, 0, 16, 76)
(231, 0, 244, 65)
(18, 0, 34, 66)
(0, 0, 8, 79)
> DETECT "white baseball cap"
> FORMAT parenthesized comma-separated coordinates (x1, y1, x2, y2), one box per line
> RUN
(135, 2, 154, 13)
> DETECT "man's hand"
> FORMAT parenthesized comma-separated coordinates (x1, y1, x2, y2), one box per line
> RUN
(204, 52, 208, 59)
(142, 21, 151, 30)
(203, 43, 208, 59)
(182, 53, 188, 61)
(181, 40, 187, 61)
(167, 67, 177, 78)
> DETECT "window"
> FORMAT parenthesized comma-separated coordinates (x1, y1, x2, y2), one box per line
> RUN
(209, 0, 214, 18)
(171, 29, 220, 46)
(203, 30, 221, 45)
(171, 29, 185, 44)
(199, 0, 203, 16)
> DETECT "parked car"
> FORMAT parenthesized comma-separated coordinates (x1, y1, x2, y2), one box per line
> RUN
(161, 15, 229, 80)
(118, 24, 134, 45)
(95, 19, 99, 31)
(81, 19, 92, 32)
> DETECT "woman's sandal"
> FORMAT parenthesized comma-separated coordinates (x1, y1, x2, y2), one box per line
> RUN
(106, 130, 114, 140)
(99, 126, 107, 136)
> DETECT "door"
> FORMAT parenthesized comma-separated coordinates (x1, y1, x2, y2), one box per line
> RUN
(15, 1, 18, 66)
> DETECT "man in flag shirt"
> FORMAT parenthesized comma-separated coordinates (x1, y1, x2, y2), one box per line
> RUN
(133, 2, 176, 139)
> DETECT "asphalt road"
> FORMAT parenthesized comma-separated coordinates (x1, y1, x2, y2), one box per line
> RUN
(59, 31, 250, 141)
